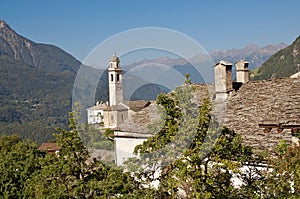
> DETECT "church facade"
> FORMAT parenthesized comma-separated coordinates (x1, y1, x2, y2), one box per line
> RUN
(86, 54, 156, 165)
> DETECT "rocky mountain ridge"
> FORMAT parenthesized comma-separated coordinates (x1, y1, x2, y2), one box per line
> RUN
(0, 19, 80, 73)
(210, 43, 287, 69)
(123, 43, 287, 73)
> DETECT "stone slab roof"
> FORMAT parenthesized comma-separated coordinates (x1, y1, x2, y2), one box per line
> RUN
(118, 102, 159, 134)
(104, 103, 129, 111)
(121, 100, 151, 112)
(224, 77, 300, 152)
(96, 100, 151, 112)
(192, 84, 214, 103)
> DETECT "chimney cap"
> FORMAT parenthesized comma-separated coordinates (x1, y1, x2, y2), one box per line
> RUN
(235, 59, 249, 65)
(214, 60, 232, 67)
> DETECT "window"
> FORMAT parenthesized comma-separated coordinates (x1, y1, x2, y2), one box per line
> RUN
(117, 74, 120, 82)
(111, 74, 113, 82)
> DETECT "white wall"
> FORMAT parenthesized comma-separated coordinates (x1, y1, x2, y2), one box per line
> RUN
(87, 109, 103, 124)
(114, 131, 152, 166)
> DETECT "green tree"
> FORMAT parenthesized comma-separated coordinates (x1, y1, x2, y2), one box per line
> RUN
(261, 139, 300, 198)
(0, 134, 40, 198)
(25, 112, 141, 198)
(126, 75, 255, 198)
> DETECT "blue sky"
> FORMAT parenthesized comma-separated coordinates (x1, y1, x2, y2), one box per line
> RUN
(1, 0, 300, 61)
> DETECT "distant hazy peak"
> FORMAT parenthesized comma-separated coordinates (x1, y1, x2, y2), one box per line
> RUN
(210, 43, 287, 53)
(245, 43, 260, 49)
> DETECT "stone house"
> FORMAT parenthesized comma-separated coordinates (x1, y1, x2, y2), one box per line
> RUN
(212, 60, 300, 153)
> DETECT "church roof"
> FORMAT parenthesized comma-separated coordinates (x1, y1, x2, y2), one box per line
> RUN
(104, 103, 128, 111)
(121, 100, 151, 112)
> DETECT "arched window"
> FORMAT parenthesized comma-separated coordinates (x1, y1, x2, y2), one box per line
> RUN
(117, 74, 120, 82)
(111, 74, 113, 82)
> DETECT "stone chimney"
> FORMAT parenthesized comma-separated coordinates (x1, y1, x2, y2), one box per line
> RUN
(236, 60, 249, 84)
(214, 60, 233, 99)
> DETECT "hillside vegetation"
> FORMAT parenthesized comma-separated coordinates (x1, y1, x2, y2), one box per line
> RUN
(251, 35, 300, 80)
(0, 20, 82, 143)
(0, 54, 74, 142)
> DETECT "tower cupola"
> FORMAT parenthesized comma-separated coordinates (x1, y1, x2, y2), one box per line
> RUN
(110, 53, 120, 68)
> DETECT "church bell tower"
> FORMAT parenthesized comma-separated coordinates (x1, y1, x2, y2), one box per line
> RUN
(108, 53, 123, 106)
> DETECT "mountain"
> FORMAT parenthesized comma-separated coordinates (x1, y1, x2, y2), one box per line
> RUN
(0, 20, 83, 143)
(123, 57, 208, 84)
(210, 43, 287, 70)
(0, 19, 292, 143)
(0, 20, 166, 143)
(122, 43, 286, 84)
(122, 57, 189, 71)
(0, 20, 80, 73)
(251, 36, 300, 80)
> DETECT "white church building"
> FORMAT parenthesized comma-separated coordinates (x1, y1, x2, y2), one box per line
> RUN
(87, 54, 157, 165)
